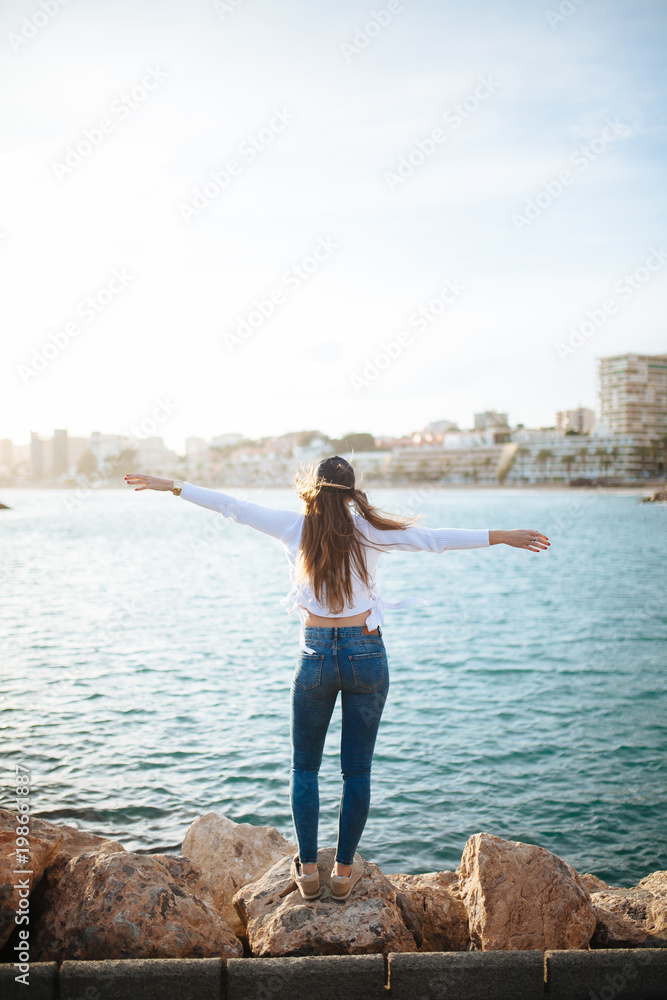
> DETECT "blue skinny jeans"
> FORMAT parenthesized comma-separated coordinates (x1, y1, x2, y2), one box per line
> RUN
(289, 625, 390, 867)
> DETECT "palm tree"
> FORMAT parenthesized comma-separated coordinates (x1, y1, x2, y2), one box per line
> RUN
(536, 448, 554, 481)
(561, 453, 576, 481)
(577, 446, 589, 478)
(610, 446, 621, 478)
(594, 447, 609, 478)
(648, 437, 666, 477)
(633, 445, 651, 478)
(516, 447, 530, 482)
(660, 435, 667, 477)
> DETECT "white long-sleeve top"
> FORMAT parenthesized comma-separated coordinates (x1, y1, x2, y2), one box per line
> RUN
(179, 482, 490, 653)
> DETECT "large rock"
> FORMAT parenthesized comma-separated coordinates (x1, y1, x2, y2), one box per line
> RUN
(385, 870, 470, 951)
(457, 832, 597, 951)
(233, 846, 423, 956)
(182, 811, 297, 938)
(32, 850, 243, 961)
(52, 821, 125, 864)
(580, 873, 609, 893)
(591, 870, 667, 947)
(0, 809, 63, 948)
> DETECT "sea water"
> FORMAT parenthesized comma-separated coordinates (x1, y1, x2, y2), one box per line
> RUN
(1, 486, 665, 885)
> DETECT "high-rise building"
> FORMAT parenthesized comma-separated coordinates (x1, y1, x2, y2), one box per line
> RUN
(90, 431, 129, 465)
(474, 411, 509, 430)
(67, 437, 90, 475)
(186, 436, 209, 458)
(556, 408, 596, 435)
(30, 431, 43, 480)
(598, 353, 667, 439)
(0, 439, 13, 468)
(53, 429, 68, 476)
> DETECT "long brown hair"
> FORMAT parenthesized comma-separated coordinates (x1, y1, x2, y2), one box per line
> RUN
(292, 455, 423, 615)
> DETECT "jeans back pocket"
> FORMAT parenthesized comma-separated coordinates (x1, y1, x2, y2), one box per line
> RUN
(349, 651, 386, 692)
(294, 654, 325, 690)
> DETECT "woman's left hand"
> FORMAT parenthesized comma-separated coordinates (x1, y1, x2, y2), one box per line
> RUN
(504, 529, 550, 552)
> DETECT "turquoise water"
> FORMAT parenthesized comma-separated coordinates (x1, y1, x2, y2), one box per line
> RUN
(1, 486, 666, 887)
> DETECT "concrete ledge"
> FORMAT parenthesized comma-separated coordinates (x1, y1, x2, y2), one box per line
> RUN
(388, 950, 545, 999)
(0, 961, 57, 1000)
(545, 948, 667, 1000)
(1, 947, 667, 999)
(60, 957, 223, 1000)
(227, 953, 387, 1000)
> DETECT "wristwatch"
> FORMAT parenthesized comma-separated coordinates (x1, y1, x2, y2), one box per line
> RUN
(171, 480, 184, 496)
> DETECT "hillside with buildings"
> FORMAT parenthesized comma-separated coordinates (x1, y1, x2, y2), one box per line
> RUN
(2, 352, 666, 489)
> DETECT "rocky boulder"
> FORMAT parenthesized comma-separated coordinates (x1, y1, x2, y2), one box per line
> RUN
(51, 821, 125, 864)
(33, 850, 243, 961)
(591, 870, 667, 947)
(385, 870, 470, 951)
(0, 810, 64, 948)
(457, 832, 597, 951)
(232, 846, 423, 956)
(181, 811, 297, 939)
(580, 872, 609, 893)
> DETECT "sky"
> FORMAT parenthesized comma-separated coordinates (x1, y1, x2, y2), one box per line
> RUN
(1, 0, 666, 454)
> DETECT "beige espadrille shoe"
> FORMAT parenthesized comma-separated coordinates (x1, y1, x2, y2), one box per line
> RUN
(330, 852, 364, 901)
(291, 854, 322, 899)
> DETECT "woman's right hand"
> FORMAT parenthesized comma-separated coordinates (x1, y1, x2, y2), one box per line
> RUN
(124, 474, 175, 492)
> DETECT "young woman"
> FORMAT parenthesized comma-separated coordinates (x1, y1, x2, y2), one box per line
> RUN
(124, 456, 549, 902)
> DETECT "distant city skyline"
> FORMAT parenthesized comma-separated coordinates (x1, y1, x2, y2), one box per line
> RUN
(4, 351, 664, 486)
(9, 402, 593, 455)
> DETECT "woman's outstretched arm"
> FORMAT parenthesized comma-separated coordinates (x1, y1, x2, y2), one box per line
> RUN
(124, 474, 301, 544)
(360, 519, 549, 553)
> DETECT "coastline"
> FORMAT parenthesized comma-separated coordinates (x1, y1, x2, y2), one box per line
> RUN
(1, 480, 665, 495)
